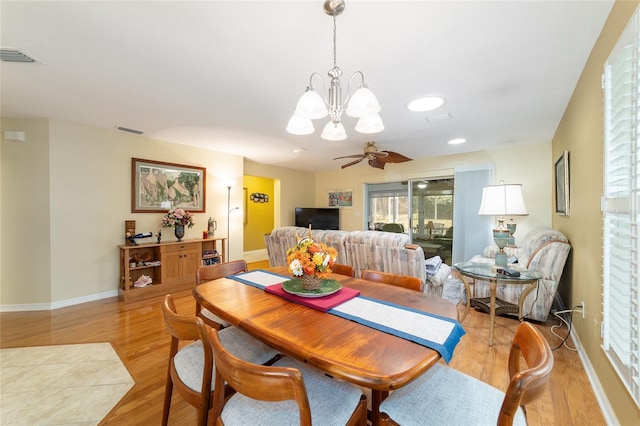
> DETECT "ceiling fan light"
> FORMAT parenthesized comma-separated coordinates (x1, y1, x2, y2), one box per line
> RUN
(321, 122, 347, 141)
(286, 114, 315, 135)
(355, 114, 384, 134)
(346, 86, 381, 117)
(294, 89, 327, 120)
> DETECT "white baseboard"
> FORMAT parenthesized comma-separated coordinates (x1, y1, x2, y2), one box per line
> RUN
(243, 249, 268, 263)
(571, 328, 618, 425)
(0, 290, 118, 312)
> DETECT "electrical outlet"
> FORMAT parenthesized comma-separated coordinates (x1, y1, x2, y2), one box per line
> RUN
(580, 301, 585, 319)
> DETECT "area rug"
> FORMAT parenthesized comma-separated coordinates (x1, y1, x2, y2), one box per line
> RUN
(0, 343, 134, 425)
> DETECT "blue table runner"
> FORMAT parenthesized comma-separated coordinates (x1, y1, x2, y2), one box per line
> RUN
(228, 270, 465, 362)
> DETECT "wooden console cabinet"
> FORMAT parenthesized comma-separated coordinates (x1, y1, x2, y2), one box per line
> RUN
(119, 237, 227, 304)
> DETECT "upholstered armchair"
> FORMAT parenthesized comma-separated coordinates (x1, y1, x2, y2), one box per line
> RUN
(468, 226, 571, 322)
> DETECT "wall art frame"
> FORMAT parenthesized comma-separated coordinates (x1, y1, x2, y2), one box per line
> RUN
(554, 150, 570, 215)
(131, 158, 206, 213)
(328, 189, 353, 208)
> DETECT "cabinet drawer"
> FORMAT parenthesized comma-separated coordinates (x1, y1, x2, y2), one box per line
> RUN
(160, 241, 201, 253)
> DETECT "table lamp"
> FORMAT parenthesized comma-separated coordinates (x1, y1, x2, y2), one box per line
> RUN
(426, 221, 435, 240)
(477, 183, 528, 266)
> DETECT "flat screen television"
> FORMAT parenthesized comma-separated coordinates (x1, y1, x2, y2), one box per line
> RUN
(295, 207, 340, 230)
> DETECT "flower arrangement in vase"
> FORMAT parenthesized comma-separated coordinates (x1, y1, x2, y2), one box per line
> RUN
(286, 229, 337, 290)
(161, 208, 195, 242)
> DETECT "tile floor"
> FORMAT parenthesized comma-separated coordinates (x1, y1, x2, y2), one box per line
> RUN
(0, 343, 134, 425)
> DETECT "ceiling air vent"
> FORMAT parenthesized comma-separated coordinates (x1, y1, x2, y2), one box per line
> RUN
(116, 126, 144, 135)
(0, 49, 35, 62)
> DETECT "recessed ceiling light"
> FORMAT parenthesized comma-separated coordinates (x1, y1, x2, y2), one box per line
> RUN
(292, 148, 307, 153)
(447, 138, 466, 145)
(407, 96, 444, 112)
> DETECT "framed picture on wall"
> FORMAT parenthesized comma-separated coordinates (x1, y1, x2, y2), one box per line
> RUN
(555, 150, 570, 215)
(328, 189, 353, 207)
(131, 158, 206, 213)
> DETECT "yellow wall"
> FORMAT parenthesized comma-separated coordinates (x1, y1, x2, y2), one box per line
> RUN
(243, 159, 316, 228)
(552, 1, 640, 423)
(243, 175, 274, 251)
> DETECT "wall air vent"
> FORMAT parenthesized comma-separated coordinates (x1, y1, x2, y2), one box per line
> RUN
(0, 49, 35, 62)
(116, 126, 144, 135)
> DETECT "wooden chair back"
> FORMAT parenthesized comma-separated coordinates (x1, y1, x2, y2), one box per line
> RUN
(161, 294, 213, 426)
(361, 269, 424, 292)
(332, 263, 354, 277)
(196, 260, 248, 284)
(207, 328, 314, 426)
(195, 260, 248, 329)
(498, 321, 554, 425)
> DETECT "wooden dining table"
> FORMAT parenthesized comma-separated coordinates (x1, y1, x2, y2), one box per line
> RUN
(192, 267, 459, 425)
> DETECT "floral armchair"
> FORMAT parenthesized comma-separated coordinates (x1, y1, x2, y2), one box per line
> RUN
(468, 226, 571, 321)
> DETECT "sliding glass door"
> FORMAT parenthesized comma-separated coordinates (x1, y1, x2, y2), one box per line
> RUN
(410, 179, 454, 263)
(365, 178, 454, 264)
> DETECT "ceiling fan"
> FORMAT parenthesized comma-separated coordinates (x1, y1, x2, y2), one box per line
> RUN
(333, 141, 412, 169)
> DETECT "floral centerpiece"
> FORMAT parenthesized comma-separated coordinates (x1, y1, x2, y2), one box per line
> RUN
(286, 230, 338, 290)
(161, 208, 195, 242)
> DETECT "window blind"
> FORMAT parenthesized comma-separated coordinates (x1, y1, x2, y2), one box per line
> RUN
(602, 6, 640, 407)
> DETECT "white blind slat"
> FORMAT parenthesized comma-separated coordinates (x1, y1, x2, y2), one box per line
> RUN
(602, 5, 640, 408)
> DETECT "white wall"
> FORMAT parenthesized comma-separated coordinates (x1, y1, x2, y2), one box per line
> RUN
(1, 118, 52, 305)
(1, 118, 244, 308)
(314, 141, 552, 246)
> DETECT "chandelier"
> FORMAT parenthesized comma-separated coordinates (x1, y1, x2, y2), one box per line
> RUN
(286, 0, 383, 141)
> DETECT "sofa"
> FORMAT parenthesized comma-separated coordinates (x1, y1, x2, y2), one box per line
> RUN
(265, 226, 465, 305)
(265, 226, 427, 285)
(468, 226, 571, 322)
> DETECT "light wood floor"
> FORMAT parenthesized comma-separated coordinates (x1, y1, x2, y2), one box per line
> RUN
(0, 261, 605, 425)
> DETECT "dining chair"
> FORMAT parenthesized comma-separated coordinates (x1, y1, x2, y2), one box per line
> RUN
(196, 260, 248, 330)
(161, 294, 280, 426)
(361, 269, 424, 292)
(331, 263, 354, 277)
(379, 321, 554, 426)
(207, 327, 368, 426)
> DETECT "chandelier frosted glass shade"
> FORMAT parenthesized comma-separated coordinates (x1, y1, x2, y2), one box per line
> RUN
(294, 89, 328, 120)
(345, 86, 381, 117)
(286, 114, 315, 135)
(321, 122, 347, 141)
(355, 113, 384, 134)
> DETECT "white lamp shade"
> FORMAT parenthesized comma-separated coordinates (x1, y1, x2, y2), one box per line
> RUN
(355, 114, 384, 134)
(478, 184, 528, 216)
(294, 89, 327, 120)
(321, 122, 347, 141)
(286, 114, 315, 135)
(345, 87, 381, 118)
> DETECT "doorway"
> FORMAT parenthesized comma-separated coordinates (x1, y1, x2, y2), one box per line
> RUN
(365, 178, 454, 264)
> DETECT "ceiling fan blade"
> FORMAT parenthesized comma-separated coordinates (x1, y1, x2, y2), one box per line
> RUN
(368, 157, 387, 169)
(342, 157, 365, 169)
(381, 151, 412, 163)
(372, 151, 389, 158)
(333, 154, 366, 160)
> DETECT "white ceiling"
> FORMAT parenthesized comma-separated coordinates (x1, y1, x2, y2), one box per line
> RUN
(1, 1, 613, 172)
